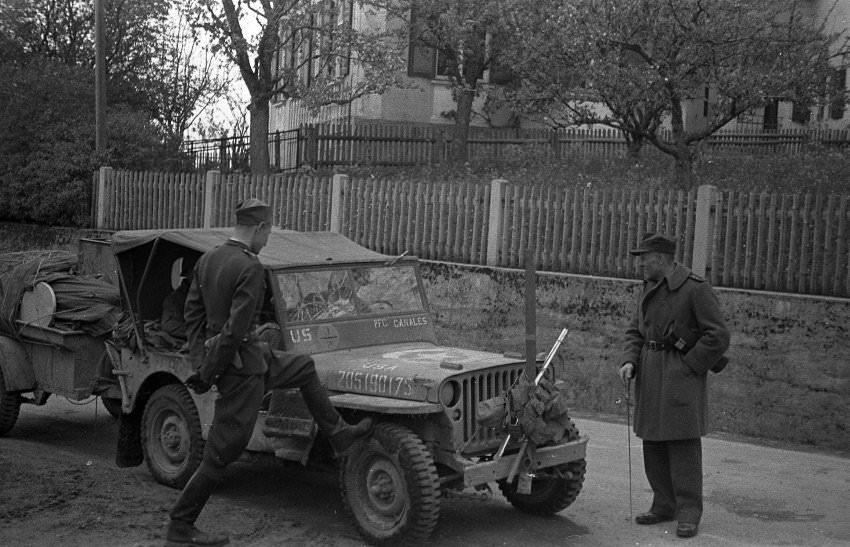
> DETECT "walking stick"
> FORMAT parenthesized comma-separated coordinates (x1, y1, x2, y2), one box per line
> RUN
(625, 376, 633, 521)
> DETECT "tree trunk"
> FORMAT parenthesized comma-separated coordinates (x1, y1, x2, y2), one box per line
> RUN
(624, 132, 645, 160)
(673, 149, 695, 186)
(451, 89, 475, 163)
(249, 99, 271, 174)
(668, 96, 694, 185)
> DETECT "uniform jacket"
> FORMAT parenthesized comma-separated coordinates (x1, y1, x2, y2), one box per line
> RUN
(620, 264, 730, 440)
(185, 239, 268, 379)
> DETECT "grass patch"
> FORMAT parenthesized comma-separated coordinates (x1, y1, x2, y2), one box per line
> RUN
(317, 147, 850, 194)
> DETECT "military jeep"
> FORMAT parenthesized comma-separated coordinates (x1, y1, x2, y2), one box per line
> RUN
(103, 228, 588, 544)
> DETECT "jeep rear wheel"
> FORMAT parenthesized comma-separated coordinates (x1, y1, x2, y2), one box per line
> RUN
(340, 422, 440, 544)
(0, 367, 21, 437)
(498, 420, 586, 515)
(141, 384, 203, 489)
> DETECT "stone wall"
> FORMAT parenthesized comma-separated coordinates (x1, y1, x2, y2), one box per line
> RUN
(422, 261, 850, 451)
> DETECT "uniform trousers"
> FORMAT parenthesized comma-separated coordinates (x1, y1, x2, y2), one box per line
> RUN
(643, 438, 703, 525)
(202, 352, 319, 472)
(170, 352, 331, 525)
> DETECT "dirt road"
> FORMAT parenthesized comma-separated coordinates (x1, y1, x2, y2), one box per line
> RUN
(1, 396, 848, 547)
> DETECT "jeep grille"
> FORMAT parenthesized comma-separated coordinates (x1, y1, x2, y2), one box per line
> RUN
(458, 364, 525, 454)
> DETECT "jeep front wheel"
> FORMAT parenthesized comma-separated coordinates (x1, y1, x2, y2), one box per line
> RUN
(339, 422, 440, 544)
(498, 420, 586, 515)
(0, 367, 21, 436)
(141, 384, 203, 489)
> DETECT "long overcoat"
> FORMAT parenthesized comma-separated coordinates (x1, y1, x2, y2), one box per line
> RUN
(620, 264, 730, 441)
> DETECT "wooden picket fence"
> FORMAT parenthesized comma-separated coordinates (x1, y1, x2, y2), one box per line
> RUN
(339, 178, 491, 264)
(103, 170, 206, 230)
(710, 191, 850, 295)
(184, 124, 850, 171)
(94, 168, 850, 298)
(100, 170, 332, 232)
(291, 124, 850, 170)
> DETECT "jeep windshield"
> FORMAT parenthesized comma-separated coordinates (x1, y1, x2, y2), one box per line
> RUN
(277, 263, 426, 324)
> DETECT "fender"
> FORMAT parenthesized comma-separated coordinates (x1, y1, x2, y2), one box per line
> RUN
(328, 392, 443, 414)
(0, 335, 35, 391)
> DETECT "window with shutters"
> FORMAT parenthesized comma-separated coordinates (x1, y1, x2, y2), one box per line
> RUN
(829, 67, 846, 120)
(763, 98, 779, 131)
(407, 3, 449, 79)
(273, 0, 353, 103)
(791, 101, 811, 124)
(317, 0, 353, 79)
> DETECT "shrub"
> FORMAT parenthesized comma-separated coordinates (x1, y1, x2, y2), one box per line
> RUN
(0, 58, 187, 226)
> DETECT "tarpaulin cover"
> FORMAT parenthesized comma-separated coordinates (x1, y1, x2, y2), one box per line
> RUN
(48, 273, 122, 335)
(111, 229, 393, 268)
(0, 250, 121, 337)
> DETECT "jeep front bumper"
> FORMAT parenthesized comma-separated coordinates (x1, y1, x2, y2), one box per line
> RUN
(460, 436, 589, 488)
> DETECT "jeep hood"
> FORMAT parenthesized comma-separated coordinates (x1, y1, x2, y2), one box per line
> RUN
(313, 342, 524, 403)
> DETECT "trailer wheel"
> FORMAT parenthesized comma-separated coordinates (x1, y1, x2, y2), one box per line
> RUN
(0, 367, 21, 437)
(498, 420, 586, 515)
(340, 422, 440, 544)
(142, 384, 203, 489)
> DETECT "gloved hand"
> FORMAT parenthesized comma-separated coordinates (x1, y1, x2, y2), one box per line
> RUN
(185, 372, 211, 394)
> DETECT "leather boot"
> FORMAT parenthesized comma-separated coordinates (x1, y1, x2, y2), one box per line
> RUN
(300, 376, 373, 454)
(166, 471, 228, 546)
(165, 520, 229, 547)
(327, 415, 374, 454)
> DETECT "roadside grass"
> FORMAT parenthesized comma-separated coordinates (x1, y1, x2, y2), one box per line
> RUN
(317, 146, 850, 194)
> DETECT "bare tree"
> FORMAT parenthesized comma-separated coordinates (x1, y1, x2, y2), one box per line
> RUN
(147, 6, 234, 144)
(0, 0, 228, 146)
(191, 0, 407, 173)
(503, 0, 846, 183)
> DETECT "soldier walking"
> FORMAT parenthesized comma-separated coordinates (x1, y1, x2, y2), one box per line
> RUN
(165, 199, 372, 547)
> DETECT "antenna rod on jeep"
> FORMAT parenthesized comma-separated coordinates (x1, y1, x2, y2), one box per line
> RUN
(525, 249, 536, 380)
(384, 250, 408, 266)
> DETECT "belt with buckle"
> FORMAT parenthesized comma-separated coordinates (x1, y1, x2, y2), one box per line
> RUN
(645, 340, 668, 351)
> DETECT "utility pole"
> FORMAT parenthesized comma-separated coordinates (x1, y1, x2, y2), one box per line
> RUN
(95, 0, 106, 153)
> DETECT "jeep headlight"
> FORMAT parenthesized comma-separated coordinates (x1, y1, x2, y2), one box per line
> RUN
(439, 380, 460, 407)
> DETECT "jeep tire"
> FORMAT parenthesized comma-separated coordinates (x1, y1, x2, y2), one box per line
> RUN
(498, 419, 587, 515)
(0, 366, 21, 437)
(141, 384, 203, 489)
(340, 422, 440, 544)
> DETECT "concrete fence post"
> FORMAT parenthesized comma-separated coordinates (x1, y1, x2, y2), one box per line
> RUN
(692, 184, 718, 278)
(203, 170, 219, 228)
(486, 179, 508, 266)
(96, 166, 112, 229)
(330, 174, 348, 233)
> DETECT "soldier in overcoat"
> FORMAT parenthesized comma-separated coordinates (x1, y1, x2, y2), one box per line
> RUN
(164, 199, 372, 547)
(618, 233, 730, 539)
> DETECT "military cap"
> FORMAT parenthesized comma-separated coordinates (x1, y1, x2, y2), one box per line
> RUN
(629, 233, 676, 255)
(235, 198, 271, 225)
